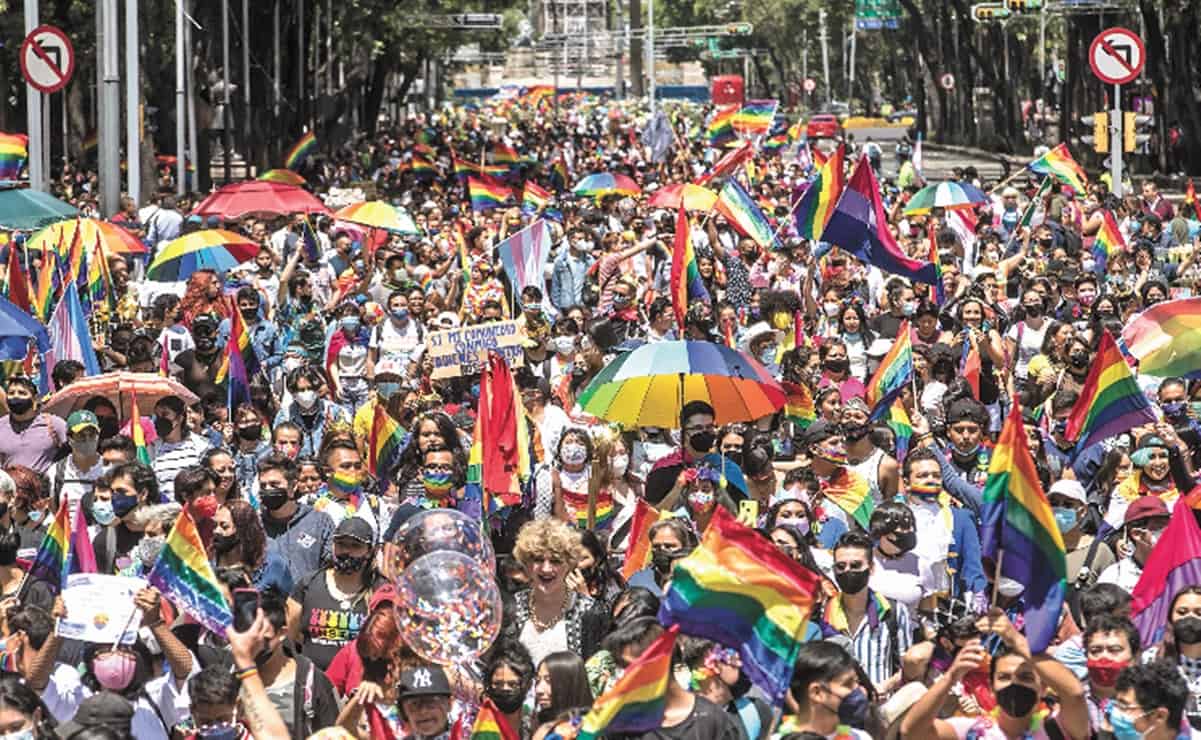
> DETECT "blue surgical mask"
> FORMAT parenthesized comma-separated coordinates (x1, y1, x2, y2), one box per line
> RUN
(26, 510, 43, 525)
(391, 308, 409, 322)
(758, 346, 776, 365)
(902, 302, 917, 317)
(340, 317, 361, 334)
(1052, 506, 1078, 534)
(92, 500, 116, 526)
(377, 382, 401, 401)
(1107, 706, 1148, 740)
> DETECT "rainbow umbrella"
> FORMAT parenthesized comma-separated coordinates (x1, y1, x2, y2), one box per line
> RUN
(575, 340, 785, 428)
(648, 183, 718, 212)
(27, 218, 147, 257)
(258, 168, 305, 185)
(903, 181, 989, 215)
(146, 229, 259, 281)
(573, 172, 641, 198)
(334, 201, 419, 234)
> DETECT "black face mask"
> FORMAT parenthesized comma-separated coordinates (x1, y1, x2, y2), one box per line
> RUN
(842, 423, 871, 441)
(153, 416, 175, 439)
(236, 425, 262, 442)
(240, 308, 259, 322)
(889, 530, 917, 554)
(253, 643, 276, 668)
(689, 431, 716, 454)
(260, 487, 291, 511)
(97, 417, 120, 439)
(834, 568, 870, 595)
(0, 532, 16, 566)
(211, 532, 239, 555)
(1174, 616, 1201, 645)
(824, 358, 849, 374)
(195, 336, 217, 353)
(652, 549, 679, 574)
(490, 687, 526, 714)
(1069, 352, 1089, 368)
(333, 553, 369, 574)
(1023, 304, 1043, 319)
(728, 669, 753, 700)
(7, 397, 33, 415)
(995, 683, 1039, 717)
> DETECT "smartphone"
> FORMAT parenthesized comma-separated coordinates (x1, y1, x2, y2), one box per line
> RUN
(737, 499, 760, 527)
(232, 588, 260, 633)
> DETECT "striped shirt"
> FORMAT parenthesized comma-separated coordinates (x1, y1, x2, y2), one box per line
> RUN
(152, 434, 212, 502)
(821, 590, 914, 687)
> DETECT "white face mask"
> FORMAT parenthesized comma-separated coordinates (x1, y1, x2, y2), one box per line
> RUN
(611, 454, 629, 477)
(295, 390, 318, 410)
(823, 302, 840, 318)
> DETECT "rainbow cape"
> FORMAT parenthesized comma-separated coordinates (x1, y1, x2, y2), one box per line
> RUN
(468, 175, 513, 212)
(884, 400, 913, 462)
(1065, 330, 1156, 454)
(733, 99, 778, 135)
(368, 401, 405, 480)
(707, 105, 739, 148)
(130, 389, 152, 465)
(716, 179, 777, 249)
(865, 320, 913, 419)
(659, 508, 819, 702)
(284, 131, 317, 169)
(981, 403, 1066, 653)
(0, 133, 28, 180)
(1092, 209, 1126, 271)
(1027, 143, 1087, 193)
(1121, 296, 1201, 379)
(820, 467, 874, 530)
(793, 143, 846, 240)
(522, 182, 550, 214)
(669, 207, 710, 332)
(468, 698, 519, 740)
(147, 509, 233, 637)
(24, 498, 71, 595)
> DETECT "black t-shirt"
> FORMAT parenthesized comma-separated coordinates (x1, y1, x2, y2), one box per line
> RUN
(869, 312, 905, 341)
(91, 522, 143, 574)
(618, 696, 742, 740)
(289, 570, 370, 671)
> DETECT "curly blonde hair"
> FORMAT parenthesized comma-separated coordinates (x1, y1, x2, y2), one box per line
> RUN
(513, 519, 582, 570)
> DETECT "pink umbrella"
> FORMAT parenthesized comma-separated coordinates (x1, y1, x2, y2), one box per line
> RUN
(192, 181, 331, 220)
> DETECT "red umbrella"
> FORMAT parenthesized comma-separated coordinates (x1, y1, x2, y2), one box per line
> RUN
(191, 181, 331, 220)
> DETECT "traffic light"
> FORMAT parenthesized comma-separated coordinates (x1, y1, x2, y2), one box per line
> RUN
(971, 3, 1012, 22)
(1005, 0, 1042, 11)
(1123, 112, 1152, 153)
(725, 23, 753, 35)
(1080, 112, 1107, 153)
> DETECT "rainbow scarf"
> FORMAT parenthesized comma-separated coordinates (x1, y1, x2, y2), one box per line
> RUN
(823, 590, 891, 635)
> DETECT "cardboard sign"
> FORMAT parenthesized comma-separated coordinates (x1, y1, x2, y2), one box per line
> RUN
(56, 574, 146, 644)
(427, 319, 524, 378)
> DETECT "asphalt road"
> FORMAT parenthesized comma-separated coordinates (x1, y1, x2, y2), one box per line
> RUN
(813, 125, 1014, 184)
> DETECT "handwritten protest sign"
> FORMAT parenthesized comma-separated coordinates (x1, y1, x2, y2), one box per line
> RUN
(57, 574, 146, 644)
(427, 320, 525, 379)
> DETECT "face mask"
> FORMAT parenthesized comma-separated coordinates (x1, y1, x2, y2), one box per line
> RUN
(136, 534, 166, 568)
(835, 687, 870, 728)
(889, 530, 917, 553)
(842, 423, 871, 441)
(6, 397, 32, 415)
(391, 308, 409, 321)
(92, 500, 116, 526)
(834, 568, 869, 594)
(777, 515, 810, 535)
(823, 302, 840, 318)
(283, 357, 305, 373)
(1162, 401, 1187, 419)
(1053, 507, 1078, 534)
(995, 682, 1039, 717)
(295, 390, 319, 410)
(687, 488, 715, 513)
(1023, 303, 1043, 319)
(553, 336, 576, 355)
(1173, 616, 1201, 645)
(728, 669, 753, 700)
(758, 346, 777, 365)
(490, 687, 525, 714)
(333, 553, 369, 574)
(613, 295, 631, 309)
(98, 416, 120, 439)
(824, 358, 849, 374)
(0, 727, 34, 740)
(153, 415, 175, 439)
(236, 425, 261, 442)
(908, 480, 942, 499)
(422, 470, 454, 494)
(1069, 352, 1089, 368)
(1086, 657, 1127, 688)
(240, 307, 258, 321)
(70, 437, 99, 457)
(902, 302, 917, 317)
(1108, 706, 1148, 740)
(560, 443, 588, 465)
(254, 641, 277, 668)
(260, 485, 291, 510)
(652, 549, 679, 574)
(93, 650, 137, 691)
(688, 430, 716, 454)
(611, 455, 629, 477)
(997, 577, 1025, 598)
(211, 532, 239, 555)
(196, 723, 241, 740)
(376, 382, 401, 401)
(340, 317, 361, 334)
(951, 442, 981, 460)
(814, 444, 848, 466)
(1078, 289, 1096, 306)
(0, 534, 16, 566)
(26, 510, 43, 525)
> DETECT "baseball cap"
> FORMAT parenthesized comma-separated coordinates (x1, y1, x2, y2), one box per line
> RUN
(333, 517, 375, 545)
(799, 420, 840, 448)
(67, 410, 100, 435)
(397, 665, 451, 699)
(57, 691, 135, 738)
(1123, 496, 1169, 528)
(1047, 479, 1086, 505)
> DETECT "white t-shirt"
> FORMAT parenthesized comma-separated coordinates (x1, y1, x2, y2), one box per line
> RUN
(871, 551, 927, 612)
(1005, 320, 1050, 380)
(369, 319, 424, 370)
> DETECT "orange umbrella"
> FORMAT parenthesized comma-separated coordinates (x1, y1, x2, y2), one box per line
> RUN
(258, 168, 306, 185)
(648, 183, 718, 212)
(26, 218, 147, 257)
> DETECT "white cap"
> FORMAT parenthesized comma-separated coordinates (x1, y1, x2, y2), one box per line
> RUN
(739, 322, 779, 350)
(1048, 479, 1087, 504)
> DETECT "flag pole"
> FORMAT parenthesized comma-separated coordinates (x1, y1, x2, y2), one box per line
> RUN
(990, 549, 1005, 607)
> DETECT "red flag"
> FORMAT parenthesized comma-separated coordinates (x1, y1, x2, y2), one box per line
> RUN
(480, 353, 523, 494)
(961, 337, 982, 400)
(5, 242, 31, 312)
(365, 704, 398, 740)
(695, 141, 754, 185)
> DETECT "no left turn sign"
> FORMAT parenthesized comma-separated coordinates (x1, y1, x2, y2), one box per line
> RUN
(1089, 27, 1144, 85)
(20, 25, 75, 95)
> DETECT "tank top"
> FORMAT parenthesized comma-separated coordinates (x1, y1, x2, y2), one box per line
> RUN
(848, 447, 887, 503)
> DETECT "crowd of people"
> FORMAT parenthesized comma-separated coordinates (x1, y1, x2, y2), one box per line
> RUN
(0, 96, 1200, 740)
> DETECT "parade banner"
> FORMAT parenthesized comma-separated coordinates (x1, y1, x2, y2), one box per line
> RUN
(56, 574, 146, 644)
(427, 320, 525, 379)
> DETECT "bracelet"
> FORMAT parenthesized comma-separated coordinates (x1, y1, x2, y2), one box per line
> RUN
(234, 666, 259, 682)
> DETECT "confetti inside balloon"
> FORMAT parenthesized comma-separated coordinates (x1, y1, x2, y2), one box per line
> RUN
(395, 551, 502, 665)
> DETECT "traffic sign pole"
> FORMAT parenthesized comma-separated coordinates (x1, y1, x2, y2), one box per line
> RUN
(1111, 83, 1122, 198)
(23, 0, 43, 192)
(1089, 28, 1145, 198)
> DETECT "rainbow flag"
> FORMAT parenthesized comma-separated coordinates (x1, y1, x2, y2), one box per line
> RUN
(927, 223, 945, 305)
(1027, 143, 1087, 193)
(147, 509, 233, 637)
(578, 625, 677, 739)
(453, 155, 481, 179)
(0, 133, 28, 180)
(1065, 331, 1157, 454)
(549, 153, 570, 191)
(716, 179, 777, 249)
(410, 156, 436, 179)
(707, 105, 739, 148)
(669, 207, 710, 332)
(621, 499, 663, 580)
(468, 175, 513, 212)
(782, 381, 816, 429)
(368, 401, 405, 480)
(1092, 209, 1126, 271)
(34, 251, 58, 322)
(464, 352, 531, 516)
(884, 400, 913, 462)
(522, 182, 550, 214)
(284, 131, 317, 169)
(68, 497, 97, 576)
(130, 389, 152, 466)
(696, 140, 754, 186)
(491, 142, 521, 166)
(469, 698, 519, 740)
(793, 143, 846, 240)
(576, 501, 614, 531)
(1121, 296, 1201, 379)
(215, 304, 260, 401)
(864, 320, 912, 419)
(1187, 179, 1201, 222)
(733, 99, 778, 135)
(659, 507, 819, 702)
(1131, 495, 1201, 647)
(981, 403, 1067, 653)
(23, 498, 70, 595)
(821, 467, 875, 529)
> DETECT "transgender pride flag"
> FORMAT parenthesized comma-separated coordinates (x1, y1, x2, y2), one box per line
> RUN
(46, 282, 100, 380)
(496, 219, 552, 292)
(1132, 494, 1201, 647)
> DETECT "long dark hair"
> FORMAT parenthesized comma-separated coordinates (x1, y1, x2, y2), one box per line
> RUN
(1157, 586, 1201, 663)
(579, 529, 625, 599)
(395, 412, 463, 479)
(81, 641, 156, 701)
(536, 651, 593, 723)
(0, 672, 56, 738)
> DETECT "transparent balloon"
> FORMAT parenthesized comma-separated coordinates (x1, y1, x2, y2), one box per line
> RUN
(395, 551, 502, 665)
(385, 508, 495, 576)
